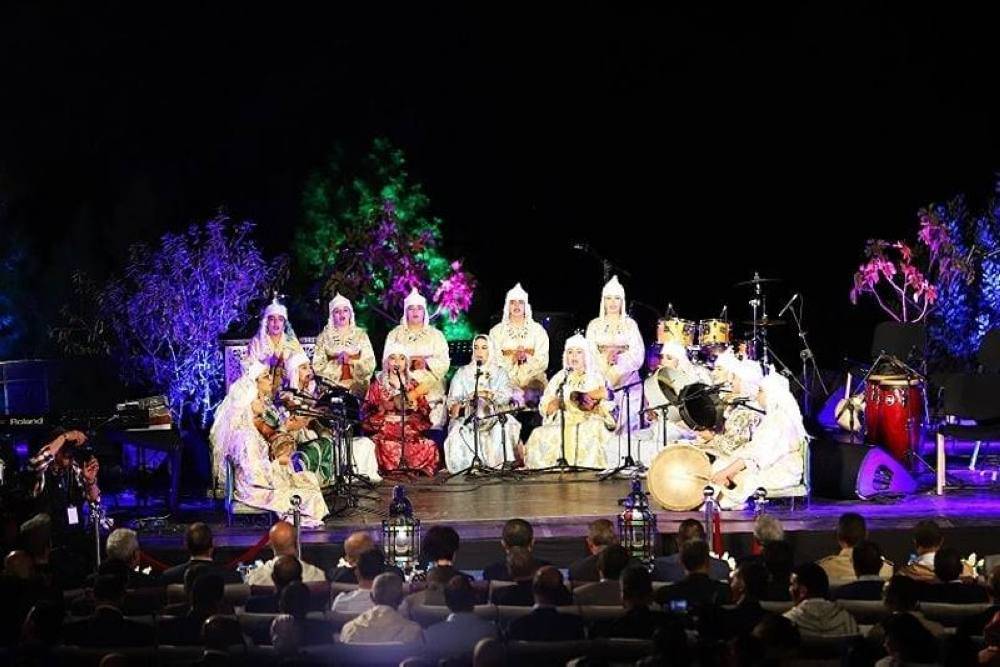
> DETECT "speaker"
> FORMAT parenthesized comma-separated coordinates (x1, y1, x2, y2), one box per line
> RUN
(809, 438, 917, 499)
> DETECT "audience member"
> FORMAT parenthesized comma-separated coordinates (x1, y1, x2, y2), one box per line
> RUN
(920, 546, 989, 603)
(832, 540, 889, 601)
(699, 561, 769, 640)
(783, 562, 858, 636)
(573, 544, 629, 605)
(246, 521, 325, 586)
(245, 555, 303, 613)
(482, 519, 549, 581)
(340, 573, 423, 644)
(654, 540, 730, 611)
(331, 548, 384, 614)
(652, 519, 731, 583)
(63, 573, 156, 647)
(600, 565, 679, 640)
(424, 575, 498, 662)
(506, 566, 585, 641)
(491, 546, 542, 606)
(818, 512, 893, 582)
(568, 519, 617, 583)
(162, 522, 241, 585)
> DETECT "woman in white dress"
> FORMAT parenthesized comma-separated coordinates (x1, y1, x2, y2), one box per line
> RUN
(383, 288, 451, 433)
(709, 370, 807, 509)
(525, 334, 615, 469)
(488, 283, 550, 405)
(311, 293, 377, 399)
(247, 298, 305, 372)
(209, 359, 328, 527)
(443, 334, 521, 472)
(282, 352, 381, 484)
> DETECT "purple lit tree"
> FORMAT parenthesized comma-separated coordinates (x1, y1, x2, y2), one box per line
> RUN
(58, 214, 286, 426)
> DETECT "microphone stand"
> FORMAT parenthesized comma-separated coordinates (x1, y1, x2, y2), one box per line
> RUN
(383, 369, 424, 479)
(533, 370, 602, 475)
(599, 378, 646, 481)
(445, 362, 514, 481)
(785, 296, 828, 416)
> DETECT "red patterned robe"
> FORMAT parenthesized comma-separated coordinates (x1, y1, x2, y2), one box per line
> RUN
(362, 376, 440, 476)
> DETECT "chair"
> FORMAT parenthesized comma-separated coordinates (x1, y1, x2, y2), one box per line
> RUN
(837, 599, 889, 625)
(504, 640, 595, 666)
(764, 436, 812, 510)
(226, 457, 273, 527)
(920, 601, 994, 627)
(935, 374, 1000, 494)
(317, 641, 425, 667)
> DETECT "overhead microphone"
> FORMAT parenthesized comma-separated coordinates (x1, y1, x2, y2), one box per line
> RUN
(777, 293, 800, 318)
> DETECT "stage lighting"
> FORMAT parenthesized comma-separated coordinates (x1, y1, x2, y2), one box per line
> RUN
(382, 485, 421, 574)
(618, 475, 657, 565)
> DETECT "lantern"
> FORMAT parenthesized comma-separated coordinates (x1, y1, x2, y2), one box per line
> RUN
(382, 485, 421, 573)
(618, 475, 657, 564)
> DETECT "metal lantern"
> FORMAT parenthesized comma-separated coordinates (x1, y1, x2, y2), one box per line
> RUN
(382, 485, 421, 572)
(618, 475, 657, 564)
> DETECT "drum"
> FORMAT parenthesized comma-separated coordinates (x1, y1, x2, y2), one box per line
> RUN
(657, 318, 697, 347)
(698, 319, 731, 346)
(647, 444, 713, 510)
(678, 383, 726, 431)
(864, 375, 925, 461)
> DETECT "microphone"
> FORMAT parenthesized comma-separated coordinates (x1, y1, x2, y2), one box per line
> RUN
(777, 293, 800, 318)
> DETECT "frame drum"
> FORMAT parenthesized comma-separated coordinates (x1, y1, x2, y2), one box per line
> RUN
(647, 444, 713, 510)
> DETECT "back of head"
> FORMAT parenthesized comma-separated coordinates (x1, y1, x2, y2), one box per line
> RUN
(736, 562, 770, 600)
(427, 565, 460, 589)
(753, 515, 784, 545)
(444, 574, 476, 613)
(680, 539, 710, 574)
(272, 555, 303, 590)
(24, 600, 64, 645)
(597, 544, 630, 581)
(105, 528, 140, 564)
(4, 550, 35, 580)
(506, 546, 536, 581)
(186, 522, 214, 557)
(883, 610, 939, 662)
(851, 540, 884, 578)
(884, 575, 919, 612)
(203, 614, 244, 651)
(94, 573, 126, 606)
(192, 572, 225, 612)
(621, 565, 653, 603)
(278, 580, 311, 619)
(344, 531, 375, 563)
(97, 558, 130, 586)
(371, 572, 405, 608)
(588, 519, 617, 549)
(422, 525, 460, 563)
(913, 520, 942, 551)
(792, 562, 829, 600)
(933, 546, 963, 582)
(532, 566, 565, 606)
(19, 514, 52, 560)
(836, 512, 867, 548)
(502, 519, 533, 549)
(269, 521, 297, 557)
(763, 540, 795, 578)
(752, 615, 801, 653)
(356, 548, 386, 583)
(676, 518, 706, 547)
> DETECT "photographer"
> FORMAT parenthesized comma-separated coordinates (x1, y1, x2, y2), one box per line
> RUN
(30, 429, 101, 535)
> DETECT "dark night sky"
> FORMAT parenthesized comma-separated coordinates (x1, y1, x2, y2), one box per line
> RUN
(3, 3, 1000, 368)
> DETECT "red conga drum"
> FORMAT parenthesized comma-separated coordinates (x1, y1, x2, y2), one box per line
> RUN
(864, 375, 925, 462)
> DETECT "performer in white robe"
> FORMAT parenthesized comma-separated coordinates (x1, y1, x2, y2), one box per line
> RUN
(209, 359, 328, 528)
(525, 335, 614, 469)
(384, 288, 451, 432)
(443, 334, 521, 472)
(633, 342, 703, 467)
(488, 283, 550, 405)
(283, 352, 381, 484)
(247, 298, 305, 372)
(709, 370, 807, 509)
(311, 293, 377, 399)
(586, 276, 645, 468)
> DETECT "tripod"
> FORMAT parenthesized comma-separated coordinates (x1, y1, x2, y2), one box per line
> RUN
(599, 378, 646, 480)
(534, 371, 603, 474)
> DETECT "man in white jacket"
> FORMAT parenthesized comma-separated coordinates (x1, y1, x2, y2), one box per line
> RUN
(783, 562, 859, 636)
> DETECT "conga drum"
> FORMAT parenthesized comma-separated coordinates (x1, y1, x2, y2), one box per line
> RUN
(647, 444, 713, 510)
(864, 375, 925, 462)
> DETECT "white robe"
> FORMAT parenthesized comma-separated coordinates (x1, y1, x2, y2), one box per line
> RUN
(311, 324, 377, 397)
(525, 370, 614, 469)
(384, 324, 451, 429)
(586, 316, 645, 463)
(488, 319, 549, 401)
(443, 363, 521, 472)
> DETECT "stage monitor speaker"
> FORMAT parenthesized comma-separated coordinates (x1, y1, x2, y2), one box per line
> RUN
(810, 438, 917, 499)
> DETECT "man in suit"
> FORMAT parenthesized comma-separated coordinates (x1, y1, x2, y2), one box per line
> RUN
(63, 574, 156, 647)
(328, 531, 404, 583)
(162, 522, 241, 585)
(652, 519, 730, 583)
(832, 540, 890, 601)
(817, 513, 893, 583)
(507, 567, 585, 642)
(568, 519, 617, 584)
(491, 546, 540, 606)
(599, 565, 681, 640)
(699, 561, 769, 641)
(654, 540, 730, 611)
(245, 555, 302, 613)
(573, 544, 629, 606)
(160, 572, 227, 645)
(919, 547, 989, 604)
(482, 518, 550, 581)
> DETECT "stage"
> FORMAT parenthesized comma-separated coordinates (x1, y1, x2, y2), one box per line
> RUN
(126, 473, 1000, 577)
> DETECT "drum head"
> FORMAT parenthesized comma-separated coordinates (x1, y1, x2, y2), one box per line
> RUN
(678, 383, 726, 431)
(648, 444, 713, 511)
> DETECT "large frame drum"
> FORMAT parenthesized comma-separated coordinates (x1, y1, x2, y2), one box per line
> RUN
(647, 444, 713, 510)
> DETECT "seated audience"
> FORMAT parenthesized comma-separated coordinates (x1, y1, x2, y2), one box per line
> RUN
(424, 575, 497, 662)
(245, 555, 302, 613)
(568, 519, 618, 584)
(875, 611, 940, 667)
(506, 566, 585, 641)
(897, 519, 973, 582)
(63, 573, 156, 647)
(270, 580, 332, 647)
(833, 540, 889, 601)
(160, 572, 226, 645)
(573, 544, 629, 606)
(162, 522, 241, 585)
(654, 540, 730, 611)
(699, 561, 769, 641)
(329, 531, 404, 583)
(331, 548, 383, 614)
(340, 573, 423, 644)
(482, 518, 549, 581)
(783, 562, 858, 636)
(599, 565, 679, 639)
(247, 520, 325, 586)
(959, 565, 1000, 638)
(652, 519, 731, 583)
(102, 528, 159, 588)
(748, 615, 801, 664)
(491, 546, 541, 606)
(761, 540, 795, 601)
(919, 546, 989, 603)
(818, 512, 893, 582)
(200, 614, 246, 665)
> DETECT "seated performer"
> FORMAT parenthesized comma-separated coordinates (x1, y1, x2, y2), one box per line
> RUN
(708, 371, 806, 509)
(247, 297, 305, 372)
(384, 288, 451, 438)
(525, 335, 614, 469)
(210, 359, 329, 527)
(696, 358, 765, 455)
(362, 343, 440, 476)
(444, 334, 521, 472)
(311, 293, 377, 399)
(586, 276, 645, 437)
(282, 352, 381, 485)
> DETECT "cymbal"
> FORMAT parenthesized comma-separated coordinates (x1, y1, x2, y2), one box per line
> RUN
(741, 319, 786, 327)
(734, 277, 782, 288)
